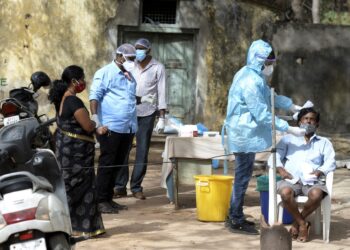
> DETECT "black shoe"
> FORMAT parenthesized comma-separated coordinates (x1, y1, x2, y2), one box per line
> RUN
(227, 221, 259, 235)
(98, 202, 119, 214)
(243, 219, 255, 226)
(224, 217, 231, 228)
(109, 200, 128, 210)
(113, 189, 127, 198)
(225, 217, 255, 227)
(132, 191, 146, 200)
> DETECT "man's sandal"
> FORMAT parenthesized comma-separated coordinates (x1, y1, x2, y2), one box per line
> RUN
(297, 221, 311, 243)
(289, 224, 299, 240)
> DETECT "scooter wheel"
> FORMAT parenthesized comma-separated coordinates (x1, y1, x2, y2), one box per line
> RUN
(47, 233, 71, 250)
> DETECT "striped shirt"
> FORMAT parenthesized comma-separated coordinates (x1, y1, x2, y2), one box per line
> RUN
(133, 58, 167, 117)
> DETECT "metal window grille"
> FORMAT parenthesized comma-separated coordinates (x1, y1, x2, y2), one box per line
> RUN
(142, 0, 177, 24)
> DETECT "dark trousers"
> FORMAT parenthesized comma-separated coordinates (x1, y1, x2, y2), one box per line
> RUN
(114, 112, 156, 193)
(228, 152, 256, 224)
(96, 131, 134, 203)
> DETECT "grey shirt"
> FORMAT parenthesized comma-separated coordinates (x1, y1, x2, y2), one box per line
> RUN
(133, 58, 167, 117)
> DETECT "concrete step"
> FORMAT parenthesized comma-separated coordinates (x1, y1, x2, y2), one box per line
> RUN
(150, 132, 167, 142)
(150, 132, 168, 149)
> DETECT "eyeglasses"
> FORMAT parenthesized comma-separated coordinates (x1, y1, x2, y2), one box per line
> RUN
(256, 53, 276, 65)
(264, 60, 275, 66)
(125, 56, 136, 61)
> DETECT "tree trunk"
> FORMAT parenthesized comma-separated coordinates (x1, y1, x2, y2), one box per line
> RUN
(312, 0, 321, 24)
(291, 0, 303, 21)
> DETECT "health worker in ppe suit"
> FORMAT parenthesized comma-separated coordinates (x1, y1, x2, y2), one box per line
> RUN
(224, 39, 305, 235)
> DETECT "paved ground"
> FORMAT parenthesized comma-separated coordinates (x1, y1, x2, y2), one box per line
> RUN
(76, 146, 350, 250)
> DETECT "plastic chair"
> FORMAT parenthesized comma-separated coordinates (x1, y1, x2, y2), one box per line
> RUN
(276, 171, 334, 243)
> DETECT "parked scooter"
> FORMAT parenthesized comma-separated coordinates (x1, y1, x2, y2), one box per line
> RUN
(8, 71, 51, 116)
(0, 71, 54, 149)
(0, 117, 74, 249)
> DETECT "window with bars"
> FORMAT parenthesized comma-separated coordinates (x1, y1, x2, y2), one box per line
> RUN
(142, 0, 177, 24)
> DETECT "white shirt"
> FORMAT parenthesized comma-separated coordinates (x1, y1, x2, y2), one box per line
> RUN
(133, 58, 167, 117)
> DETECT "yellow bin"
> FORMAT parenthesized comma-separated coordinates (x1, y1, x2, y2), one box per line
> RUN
(194, 175, 234, 222)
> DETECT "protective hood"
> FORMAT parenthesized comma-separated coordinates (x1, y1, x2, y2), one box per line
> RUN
(246, 39, 273, 72)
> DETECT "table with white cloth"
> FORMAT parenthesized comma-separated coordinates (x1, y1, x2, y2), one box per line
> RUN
(161, 135, 273, 209)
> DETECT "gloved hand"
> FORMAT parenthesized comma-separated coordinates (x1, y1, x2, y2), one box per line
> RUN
(287, 126, 306, 137)
(154, 117, 165, 134)
(91, 114, 101, 128)
(290, 104, 302, 113)
(141, 94, 156, 105)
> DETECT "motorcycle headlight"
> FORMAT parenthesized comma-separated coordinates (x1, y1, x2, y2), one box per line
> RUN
(0, 213, 7, 229)
(35, 197, 50, 221)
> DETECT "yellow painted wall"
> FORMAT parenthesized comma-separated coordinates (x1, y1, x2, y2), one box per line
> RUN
(0, 0, 117, 116)
(203, 1, 277, 129)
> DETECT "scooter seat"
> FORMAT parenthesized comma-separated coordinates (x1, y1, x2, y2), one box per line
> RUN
(0, 176, 33, 195)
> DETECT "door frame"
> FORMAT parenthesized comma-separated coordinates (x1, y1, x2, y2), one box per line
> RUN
(117, 25, 199, 122)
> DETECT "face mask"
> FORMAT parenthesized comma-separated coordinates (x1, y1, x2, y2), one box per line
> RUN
(74, 80, 86, 93)
(122, 60, 135, 72)
(300, 123, 317, 135)
(136, 49, 147, 62)
(262, 65, 274, 77)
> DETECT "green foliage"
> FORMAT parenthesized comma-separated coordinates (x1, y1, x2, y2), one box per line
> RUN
(321, 0, 350, 25)
(322, 11, 350, 25)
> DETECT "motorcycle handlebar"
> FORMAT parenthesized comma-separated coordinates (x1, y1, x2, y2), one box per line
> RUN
(40, 117, 57, 128)
(35, 117, 56, 134)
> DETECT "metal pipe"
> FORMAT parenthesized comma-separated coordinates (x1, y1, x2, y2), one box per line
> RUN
(268, 88, 277, 225)
(172, 158, 179, 209)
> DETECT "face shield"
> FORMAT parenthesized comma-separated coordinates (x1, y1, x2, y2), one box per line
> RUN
(261, 52, 276, 78)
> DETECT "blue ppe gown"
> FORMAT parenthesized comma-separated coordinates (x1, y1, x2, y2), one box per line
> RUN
(224, 39, 292, 153)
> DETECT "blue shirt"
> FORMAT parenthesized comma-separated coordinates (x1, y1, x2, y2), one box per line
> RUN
(89, 61, 137, 133)
(268, 134, 336, 184)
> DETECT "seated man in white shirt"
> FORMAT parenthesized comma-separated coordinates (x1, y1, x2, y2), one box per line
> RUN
(269, 107, 336, 243)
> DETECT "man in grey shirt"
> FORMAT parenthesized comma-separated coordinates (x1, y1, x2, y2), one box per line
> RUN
(114, 38, 167, 200)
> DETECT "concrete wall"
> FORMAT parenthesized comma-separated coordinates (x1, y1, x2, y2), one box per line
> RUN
(197, 1, 277, 129)
(0, 0, 118, 116)
(272, 24, 350, 135)
(271, 24, 350, 158)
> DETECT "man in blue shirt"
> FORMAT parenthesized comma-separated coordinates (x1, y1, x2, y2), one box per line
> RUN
(89, 43, 138, 214)
(271, 107, 336, 242)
